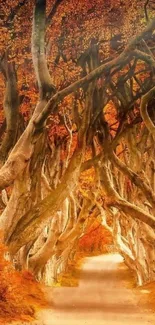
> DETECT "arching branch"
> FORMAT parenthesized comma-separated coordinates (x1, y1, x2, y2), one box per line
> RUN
(34, 18, 155, 127)
(98, 160, 155, 229)
(0, 19, 155, 192)
(110, 151, 155, 209)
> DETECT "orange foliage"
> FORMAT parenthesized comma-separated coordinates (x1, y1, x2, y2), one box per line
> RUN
(79, 218, 112, 254)
(0, 0, 145, 121)
(0, 242, 47, 324)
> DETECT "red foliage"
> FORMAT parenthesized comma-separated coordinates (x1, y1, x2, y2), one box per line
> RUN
(0, 242, 47, 324)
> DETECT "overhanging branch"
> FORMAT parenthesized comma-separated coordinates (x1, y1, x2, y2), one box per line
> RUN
(34, 19, 155, 127)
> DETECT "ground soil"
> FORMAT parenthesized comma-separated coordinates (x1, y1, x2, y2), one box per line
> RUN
(33, 253, 155, 325)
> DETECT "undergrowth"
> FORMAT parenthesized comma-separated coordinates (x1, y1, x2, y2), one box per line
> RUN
(0, 243, 47, 324)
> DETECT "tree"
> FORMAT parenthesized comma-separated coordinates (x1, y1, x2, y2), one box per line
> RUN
(0, 0, 155, 285)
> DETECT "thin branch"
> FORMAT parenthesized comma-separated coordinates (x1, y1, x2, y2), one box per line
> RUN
(111, 151, 155, 209)
(46, 0, 64, 27)
(144, 0, 150, 22)
(34, 19, 155, 127)
(6, 0, 29, 24)
(140, 85, 155, 140)
(98, 160, 155, 229)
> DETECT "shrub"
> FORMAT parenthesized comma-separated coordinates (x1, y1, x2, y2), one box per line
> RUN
(0, 242, 47, 324)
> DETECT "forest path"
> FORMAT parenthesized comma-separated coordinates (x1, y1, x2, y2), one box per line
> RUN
(39, 254, 155, 325)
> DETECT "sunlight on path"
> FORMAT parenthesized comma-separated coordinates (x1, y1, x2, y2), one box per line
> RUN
(39, 254, 155, 325)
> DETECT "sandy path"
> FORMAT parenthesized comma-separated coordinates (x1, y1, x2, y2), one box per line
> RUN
(38, 254, 155, 325)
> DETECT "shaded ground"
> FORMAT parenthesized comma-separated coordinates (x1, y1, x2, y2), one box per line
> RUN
(34, 254, 155, 325)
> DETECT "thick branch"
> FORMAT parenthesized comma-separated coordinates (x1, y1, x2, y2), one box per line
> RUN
(29, 218, 59, 273)
(7, 143, 86, 255)
(133, 49, 155, 66)
(7, 84, 93, 253)
(0, 57, 19, 163)
(32, 0, 55, 99)
(0, 20, 155, 191)
(34, 19, 155, 127)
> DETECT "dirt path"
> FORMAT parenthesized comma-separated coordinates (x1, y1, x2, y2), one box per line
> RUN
(38, 254, 155, 325)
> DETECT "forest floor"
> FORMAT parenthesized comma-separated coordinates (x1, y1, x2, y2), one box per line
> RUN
(31, 253, 155, 325)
